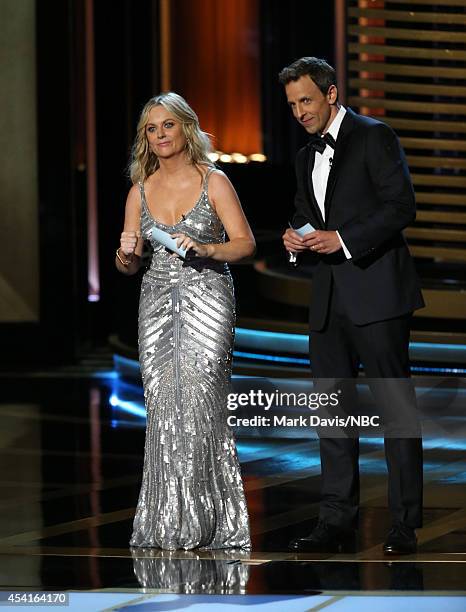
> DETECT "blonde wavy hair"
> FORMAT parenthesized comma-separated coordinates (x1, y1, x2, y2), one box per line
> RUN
(129, 92, 213, 184)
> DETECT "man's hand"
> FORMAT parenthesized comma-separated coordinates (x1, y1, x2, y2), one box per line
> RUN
(303, 230, 342, 255)
(282, 228, 307, 254)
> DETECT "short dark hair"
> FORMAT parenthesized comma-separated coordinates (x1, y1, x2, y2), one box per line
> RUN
(278, 57, 336, 96)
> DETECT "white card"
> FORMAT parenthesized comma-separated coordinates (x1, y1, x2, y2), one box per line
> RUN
(152, 227, 187, 259)
(291, 222, 315, 237)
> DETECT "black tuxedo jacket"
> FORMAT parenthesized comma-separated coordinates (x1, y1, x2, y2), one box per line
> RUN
(292, 108, 424, 330)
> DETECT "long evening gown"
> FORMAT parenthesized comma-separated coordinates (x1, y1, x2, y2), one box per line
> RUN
(130, 167, 251, 550)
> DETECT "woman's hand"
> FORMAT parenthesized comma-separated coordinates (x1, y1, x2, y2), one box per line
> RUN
(116, 186, 143, 275)
(172, 233, 210, 258)
(120, 231, 141, 256)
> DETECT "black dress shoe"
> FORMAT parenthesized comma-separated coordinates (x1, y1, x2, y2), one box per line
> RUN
(288, 520, 356, 553)
(383, 524, 417, 555)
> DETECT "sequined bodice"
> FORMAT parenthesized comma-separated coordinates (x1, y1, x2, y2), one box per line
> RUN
(139, 170, 228, 280)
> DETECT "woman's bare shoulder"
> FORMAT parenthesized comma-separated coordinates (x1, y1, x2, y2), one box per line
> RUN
(126, 183, 142, 209)
(208, 168, 235, 193)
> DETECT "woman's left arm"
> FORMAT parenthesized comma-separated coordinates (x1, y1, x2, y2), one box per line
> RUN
(174, 171, 256, 263)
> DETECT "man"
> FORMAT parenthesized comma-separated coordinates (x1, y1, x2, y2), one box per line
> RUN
(281, 57, 424, 555)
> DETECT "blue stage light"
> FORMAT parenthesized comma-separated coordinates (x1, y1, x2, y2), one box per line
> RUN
(109, 394, 146, 418)
(90, 370, 118, 379)
(233, 350, 310, 365)
(411, 365, 466, 375)
(235, 327, 466, 366)
(410, 342, 466, 351)
(236, 327, 466, 353)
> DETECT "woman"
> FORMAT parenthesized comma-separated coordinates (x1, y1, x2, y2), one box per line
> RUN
(116, 92, 255, 550)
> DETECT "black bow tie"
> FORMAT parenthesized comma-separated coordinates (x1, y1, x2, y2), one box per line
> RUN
(309, 132, 336, 154)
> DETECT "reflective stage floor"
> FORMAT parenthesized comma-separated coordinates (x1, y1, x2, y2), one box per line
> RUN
(0, 372, 465, 610)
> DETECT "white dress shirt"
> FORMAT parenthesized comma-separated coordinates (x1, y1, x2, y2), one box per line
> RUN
(312, 105, 351, 259)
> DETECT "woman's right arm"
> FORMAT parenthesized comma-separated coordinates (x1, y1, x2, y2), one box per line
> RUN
(115, 185, 144, 275)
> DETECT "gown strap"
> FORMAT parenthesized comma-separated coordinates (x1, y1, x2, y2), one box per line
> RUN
(202, 166, 217, 192)
(137, 182, 147, 221)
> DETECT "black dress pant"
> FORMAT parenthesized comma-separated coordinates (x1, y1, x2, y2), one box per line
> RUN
(310, 283, 423, 529)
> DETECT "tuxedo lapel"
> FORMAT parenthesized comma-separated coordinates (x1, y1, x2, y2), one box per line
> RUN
(323, 109, 356, 221)
(304, 146, 325, 229)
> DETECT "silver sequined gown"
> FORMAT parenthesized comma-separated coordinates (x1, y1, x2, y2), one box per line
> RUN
(130, 168, 251, 550)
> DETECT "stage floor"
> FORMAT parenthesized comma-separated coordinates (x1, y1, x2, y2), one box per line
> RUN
(0, 373, 465, 610)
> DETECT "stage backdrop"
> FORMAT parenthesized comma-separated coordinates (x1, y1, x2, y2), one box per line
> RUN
(0, 0, 39, 322)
